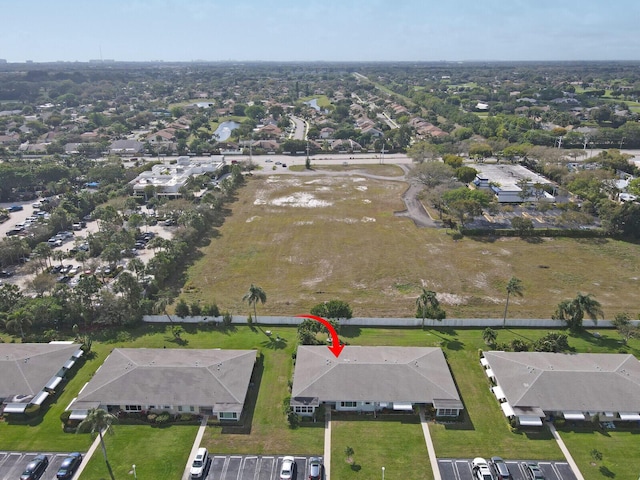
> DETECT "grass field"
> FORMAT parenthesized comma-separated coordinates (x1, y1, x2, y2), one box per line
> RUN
(181, 172, 640, 319)
(332, 415, 433, 480)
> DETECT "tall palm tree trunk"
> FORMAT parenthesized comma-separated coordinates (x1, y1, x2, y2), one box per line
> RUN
(502, 292, 511, 328)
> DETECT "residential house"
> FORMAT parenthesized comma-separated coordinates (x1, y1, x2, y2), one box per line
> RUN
(290, 346, 463, 417)
(0, 343, 84, 415)
(67, 348, 256, 421)
(482, 351, 640, 426)
(109, 139, 145, 156)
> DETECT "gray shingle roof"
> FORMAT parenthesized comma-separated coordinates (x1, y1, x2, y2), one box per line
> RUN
(484, 352, 640, 413)
(0, 343, 80, 399)
(74, 348, 256, 411)
(291, 346, 461, 407)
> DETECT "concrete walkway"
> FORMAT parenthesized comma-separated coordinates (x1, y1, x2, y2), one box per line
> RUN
(547, 423, 585, 480)
(419, 408, 441, 480)
(324, 405, 332, 480)
(71, 429, 104, 480)
(181, 416, 209, 480)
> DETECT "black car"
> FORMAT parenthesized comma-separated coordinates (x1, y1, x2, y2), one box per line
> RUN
(0, 269, 13, 277)
(56, 452, 82, 479)
(20, 454, 49, 480)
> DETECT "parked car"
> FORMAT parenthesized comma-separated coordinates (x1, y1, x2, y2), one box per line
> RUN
(68, 266, 81, 276)
(472, 457, 495, 480)
(56, 452, 82, 479)
(308, 457, 323, 480)
(280, 456, 296, 480)
(0, 269, 13, 277)
(8, 205, 24, 212)
(20, 454, 49, 480)
(190, 447, 208, 479)
(490, 457, 511, 480)
(523, 462, 545, 480)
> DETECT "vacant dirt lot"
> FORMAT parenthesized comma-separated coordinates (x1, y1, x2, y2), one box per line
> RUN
(182, 172, 640, 318)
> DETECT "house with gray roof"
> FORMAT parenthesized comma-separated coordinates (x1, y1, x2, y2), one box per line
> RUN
(68, 348, 256, 421)
(0, 342, 84, 415)
(482, 351, 640, 426)
(291, 346, 463, 417)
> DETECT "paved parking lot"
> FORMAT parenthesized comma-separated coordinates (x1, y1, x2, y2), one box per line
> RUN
(0, 451, 83, 480)
(204, 455, 321, 480)
(438, 459, 577, 480)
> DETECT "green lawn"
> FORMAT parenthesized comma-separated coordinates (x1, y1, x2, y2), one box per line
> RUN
(77, 423, 198, 480)
(2, 325, 638, 480)
(558, 425, 640, 480)
(332, 415, 433, 480)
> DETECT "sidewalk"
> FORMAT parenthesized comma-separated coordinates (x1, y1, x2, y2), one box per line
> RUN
(181, 416, 209, 480)
(419, 408, 441, 480)
(324, 405, 332, 480)
(547, 423, 585, 480)
(71, 429, 104, 480)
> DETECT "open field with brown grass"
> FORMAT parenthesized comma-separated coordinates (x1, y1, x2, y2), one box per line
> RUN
(182, 171, 640, 318)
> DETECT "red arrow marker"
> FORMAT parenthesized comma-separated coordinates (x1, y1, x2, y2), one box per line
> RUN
(297, 314, 345, 358)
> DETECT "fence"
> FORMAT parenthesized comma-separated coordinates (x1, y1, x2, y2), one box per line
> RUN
(143, 315, 634, 329)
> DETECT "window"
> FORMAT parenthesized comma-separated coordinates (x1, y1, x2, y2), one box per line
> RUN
(437, 408, 458, 417)
(125, 405, 142, 412)
(163, 405, 171, 410)
(177, 406, 183, 412)
(340, 401, 357, 408)
(219, 412, 238, 420)
(294, 406, 314, 414)
(189, 406, 195, 412)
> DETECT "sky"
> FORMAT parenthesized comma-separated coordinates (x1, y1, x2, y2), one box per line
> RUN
(1, 0, 639, 63)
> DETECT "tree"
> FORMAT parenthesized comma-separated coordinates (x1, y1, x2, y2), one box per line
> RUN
(482, 327, 497, 346)
(415, 288, 446, 327)
(5, 309, 33, 339)
(454, 166, 478, 183)
(502, 277, 524, 327)
(242, 284, 266, 324)
(406, 141, 439, 163)
(175, 299, 190, 318)
(534, 332, 569, 352)
(409, 161, 456, 188)
(552, 293, 604, 330)
(611, 312, 637, 344)
(344, 446, 355, 464)
(511, 217, 534, 236)
(77, 408, 117, 480)
(310, 300, 352, 320)
(469, 143, 493, 159)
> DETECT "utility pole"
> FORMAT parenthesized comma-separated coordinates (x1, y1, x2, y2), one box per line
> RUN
(619, 136, 625, 149)
(380, 142, 385, 164)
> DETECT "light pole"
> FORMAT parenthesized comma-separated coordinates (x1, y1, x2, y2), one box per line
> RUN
(132, 464, 137, 480)
(382, 466, 385, 480)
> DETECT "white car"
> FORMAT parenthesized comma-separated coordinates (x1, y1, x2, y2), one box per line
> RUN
(280, 456, 296, 480)
(472, 457, 495, 480)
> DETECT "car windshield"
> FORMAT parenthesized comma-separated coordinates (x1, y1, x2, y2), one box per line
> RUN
(193, 460, 203, 467)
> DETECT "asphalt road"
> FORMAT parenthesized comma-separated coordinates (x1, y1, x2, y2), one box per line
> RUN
(0, 451, 83, 480)
(438, 459, 577, 480)
(204, 455, 321, 480)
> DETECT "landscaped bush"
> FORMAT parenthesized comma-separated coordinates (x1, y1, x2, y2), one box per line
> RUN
(155, 411, 171, 424)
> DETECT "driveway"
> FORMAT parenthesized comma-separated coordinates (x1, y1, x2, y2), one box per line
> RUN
(204, 455, 321, 480)
(438, 459, 577, 480)
(0, 451, 83, 480)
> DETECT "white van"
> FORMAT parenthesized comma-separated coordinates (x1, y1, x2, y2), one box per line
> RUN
(190, 447, 208, 479)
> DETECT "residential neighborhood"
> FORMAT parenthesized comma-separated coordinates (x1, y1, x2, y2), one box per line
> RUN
(1, 18, 640, 480)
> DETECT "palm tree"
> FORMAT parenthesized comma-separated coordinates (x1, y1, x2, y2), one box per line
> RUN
(482, 327, 497, 346)
(415, 288, 445, 327)
(243, 284, 267, 324)
(77, 408, 117, 480)
(5, 310, 33, 339)
(553, 293, 603, 330)
(502, 277, 524, 327)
